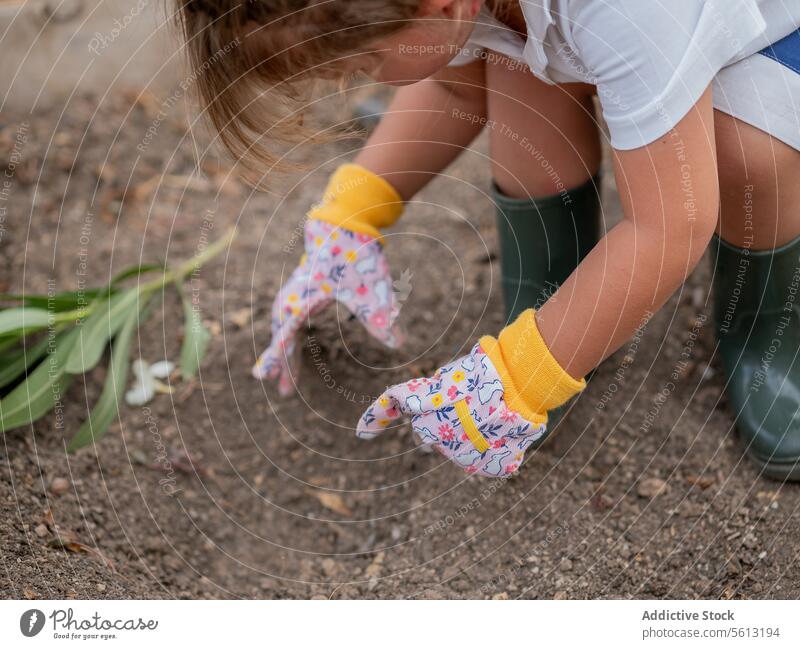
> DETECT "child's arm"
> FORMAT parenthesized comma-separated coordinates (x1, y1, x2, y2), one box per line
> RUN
(354, 58, 488, 202)
(357, 90, 721, 478)
(254, 60, 488, 394)
(537, 88, 719, 379)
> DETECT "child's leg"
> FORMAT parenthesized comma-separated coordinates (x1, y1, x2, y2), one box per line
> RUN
(485, 57, 602, 322)
(716, 112, 800, 250)
(713, 111, 800, 479)
(486, 64, 601, 199)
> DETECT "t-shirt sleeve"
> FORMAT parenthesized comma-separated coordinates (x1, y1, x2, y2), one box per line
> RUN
(568, 0, 769, 149)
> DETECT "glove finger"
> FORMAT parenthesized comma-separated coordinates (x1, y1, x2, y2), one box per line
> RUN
(386, 321, 406, 349)
(251, 351, 281, 381)
(335, 249, 407, 348)
(276, 340, 302, 396)
(253, 343, 301, 397)
(252, 334, 296, 382)
(356, 379, 426, 439)
(277, 358, 298, 396)
(254, 290, 331, 382)
(349, 304, 403, 348)
(356, 390, 403, 439)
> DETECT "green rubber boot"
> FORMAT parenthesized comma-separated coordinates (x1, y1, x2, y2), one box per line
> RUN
(712, 234, 800, 481)
(494, 176, 602, 323)
(493, 176, 602, 434)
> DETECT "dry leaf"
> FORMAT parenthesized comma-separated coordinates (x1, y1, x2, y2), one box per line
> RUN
(122, 88, 163, 120)
(48, 529, 115, 571)
(309, 490, 353, 516)
(228, 307, 252, 329)
(161, 174, 211, 193)
(129, 175, 162, 203)
(201, 158, 242, 196)
(686, 474, 715, 490)
(94, 162, 116, 185)
(41, 509, 56, 527)
(364, 551, 385, 578)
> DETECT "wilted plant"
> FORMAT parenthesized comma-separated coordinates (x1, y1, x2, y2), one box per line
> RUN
(0, 228, 237, 451)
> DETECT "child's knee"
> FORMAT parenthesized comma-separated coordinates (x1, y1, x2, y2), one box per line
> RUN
(716, 110, 800, 248)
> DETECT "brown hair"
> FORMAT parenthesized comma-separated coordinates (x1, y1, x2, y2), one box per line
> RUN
(175, 0, 423, 182)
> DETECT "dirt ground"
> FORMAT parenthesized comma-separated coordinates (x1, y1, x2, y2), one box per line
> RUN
(2, 90, 800, 601)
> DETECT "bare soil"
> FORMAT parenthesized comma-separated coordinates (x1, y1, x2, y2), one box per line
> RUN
(2, 91, 800, 600)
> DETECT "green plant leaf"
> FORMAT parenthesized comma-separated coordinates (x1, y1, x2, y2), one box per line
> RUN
(178, 286, 211, 379)
(0, 335, 53, 389)
(68, 302, 142, 451)
(109, 263, 165, 286)
(0, 290, 102, 311)
(0, 307, 52, 337)
(0, 335, 23, 355)
(0, 264, 162, 311)
(65, 289, 140, 375)
(0, 329, 78, 431)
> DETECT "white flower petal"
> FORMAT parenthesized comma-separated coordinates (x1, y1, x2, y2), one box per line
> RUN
(125, 370, 156, 406)
(125, 384, 154, 406)
(131, 359, 149, 378)
(149, 361, 176, 379)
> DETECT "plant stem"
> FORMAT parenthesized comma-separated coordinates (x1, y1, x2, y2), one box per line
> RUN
(138, 227, 238, 297)
(3, 229, 237, 330)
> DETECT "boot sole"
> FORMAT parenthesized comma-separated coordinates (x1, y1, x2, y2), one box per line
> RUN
(746, 450, 800, 482)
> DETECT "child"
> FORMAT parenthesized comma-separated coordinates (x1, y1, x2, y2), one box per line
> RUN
(177, 1, 800, 478)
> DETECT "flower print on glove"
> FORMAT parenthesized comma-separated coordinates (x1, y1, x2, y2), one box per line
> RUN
(253, 218, 404, 396)
(357, 343, 547, 477)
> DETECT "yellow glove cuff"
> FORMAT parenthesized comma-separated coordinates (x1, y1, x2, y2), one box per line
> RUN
(308, 164, 403, 243)
(480, 309, 586, 425)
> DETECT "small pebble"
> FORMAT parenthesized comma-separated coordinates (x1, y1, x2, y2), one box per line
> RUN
(559, 558, 573, 572)
(637, 478, 667, 499)
(34, 524, 48, 538)
(96, 583, 106, 593)
(321, 558, 338, 577)
(691, 287, 705, 309)
(49, 478, 70, 496)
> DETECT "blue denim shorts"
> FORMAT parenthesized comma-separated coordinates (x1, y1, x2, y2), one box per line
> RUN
(761, 29, 800, 75)
(713, 29, 800, 151)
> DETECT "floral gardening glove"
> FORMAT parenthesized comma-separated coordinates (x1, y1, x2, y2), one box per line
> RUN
(253, 165, 404, 395)
(357, 310, 586, 477)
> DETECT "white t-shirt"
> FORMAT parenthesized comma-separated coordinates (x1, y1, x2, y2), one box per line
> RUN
(450, 0, 800, 149)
